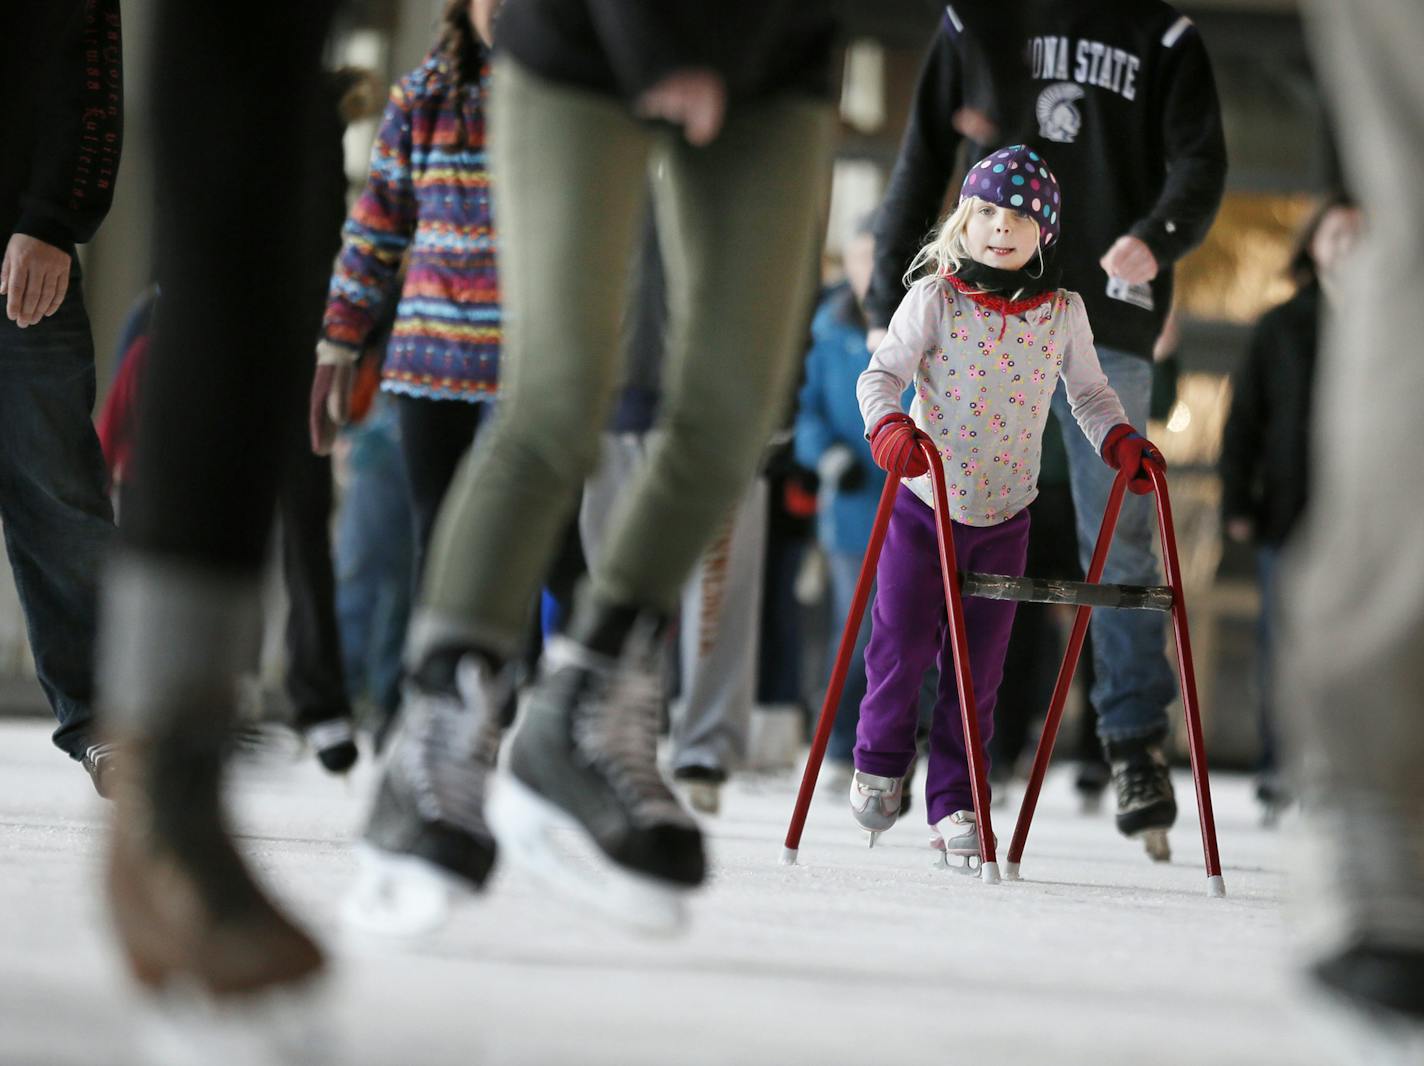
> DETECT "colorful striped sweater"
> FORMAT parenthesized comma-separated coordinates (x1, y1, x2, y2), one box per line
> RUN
(321, 52, 499, 403)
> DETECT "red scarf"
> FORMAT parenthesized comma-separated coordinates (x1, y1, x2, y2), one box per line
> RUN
(944, 272, 1056, 341)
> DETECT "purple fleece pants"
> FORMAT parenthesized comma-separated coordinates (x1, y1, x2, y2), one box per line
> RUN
(855, 490, 1030, 825)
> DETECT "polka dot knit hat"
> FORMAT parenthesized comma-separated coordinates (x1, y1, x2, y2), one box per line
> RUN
(959, 144, 1061, 248)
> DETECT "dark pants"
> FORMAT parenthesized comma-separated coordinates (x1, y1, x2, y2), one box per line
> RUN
(394, 393, 487, 581)
(278, 445, 349, 727)
(123, 2, 338, 572)
(857, 491, 1029, 824)
(0, 272, 113, 758)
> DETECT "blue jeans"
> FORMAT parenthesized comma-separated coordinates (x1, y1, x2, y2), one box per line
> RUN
(1052, 346, 1176, 742)
(335, 398, 414, 717)
(0, 274, 113, 758)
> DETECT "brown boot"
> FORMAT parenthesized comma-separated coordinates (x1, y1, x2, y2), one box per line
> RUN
(105, 735, 324, 997)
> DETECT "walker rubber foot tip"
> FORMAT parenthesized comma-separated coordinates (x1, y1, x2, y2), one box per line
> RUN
(1003, 861, 1021, 881)
(1207, 874, 1226, 898)
(780, 847, 798, 866)
(981, 861, 1001, 885)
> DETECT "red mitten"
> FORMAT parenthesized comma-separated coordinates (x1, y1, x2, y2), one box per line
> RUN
(1101, 423, 1165, 495)
(870, 413, 932, 478)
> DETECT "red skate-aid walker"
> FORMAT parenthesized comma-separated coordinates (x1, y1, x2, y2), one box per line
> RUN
(780, 436, 1226, 898)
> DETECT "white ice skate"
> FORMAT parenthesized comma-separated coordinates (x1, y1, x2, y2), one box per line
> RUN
(849, 770, 903, 847)
(931, 810, 995, 875)
(136, 979, 338, 1066)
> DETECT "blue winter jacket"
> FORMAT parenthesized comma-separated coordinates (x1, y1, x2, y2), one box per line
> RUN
(793, 285, 906, 556)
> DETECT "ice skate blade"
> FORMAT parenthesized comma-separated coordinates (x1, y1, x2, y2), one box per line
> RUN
(682, 781, 720, 816)
(867, 831, 880, 849)
(1140, 829, 1171, 863)
(488, 773, 691, 937)
(1206, 874, 1226, 898)
(137, 974, 335, 1066)
(938, 852, 984, 877)
(340, 844, 470, 938)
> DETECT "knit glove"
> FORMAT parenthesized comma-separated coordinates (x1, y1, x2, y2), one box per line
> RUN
(1101, 423, 1165, 495)
(817, 443, 867, 493)
(310, 340, 358, 456)
(870, 413, 932, 478)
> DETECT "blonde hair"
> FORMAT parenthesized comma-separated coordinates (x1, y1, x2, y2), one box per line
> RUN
(903, 196, 1046, 297)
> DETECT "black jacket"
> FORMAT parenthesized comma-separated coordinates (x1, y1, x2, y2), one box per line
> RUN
(0, 0, 124, 252)
(1219, 283, 1320, 546)
(868, 0, 1226, 359)
(496, 0, 839, 106)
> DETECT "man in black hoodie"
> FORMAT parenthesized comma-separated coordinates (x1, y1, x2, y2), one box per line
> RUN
(868, 0, 1226, 857)
(0, 0, 123, 794)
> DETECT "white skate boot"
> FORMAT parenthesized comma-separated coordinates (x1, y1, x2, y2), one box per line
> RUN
(849, 771, 903, 847)
(931, 810, 995, 875)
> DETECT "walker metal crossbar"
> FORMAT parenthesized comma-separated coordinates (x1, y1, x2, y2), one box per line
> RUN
(780, 437, 1226, 898)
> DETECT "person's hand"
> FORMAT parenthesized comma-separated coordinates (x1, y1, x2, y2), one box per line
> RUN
(869, 413, 932, 478)
(866, 327, 888, 354)
(634, 69, 727, 147)
(0, 234, 72, 328)
(310, 341, 358, 455)
(818, 443, 866, 493)
(1100, 235, 1159, 285)
(1101, 423, 1165, 494)
(952, 107, 998, 144)
(1225, 517, 1253, 544)
(470, 0, 503, 47)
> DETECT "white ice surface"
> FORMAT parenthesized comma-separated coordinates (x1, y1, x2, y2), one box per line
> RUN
(0, 720, 1332, 1066)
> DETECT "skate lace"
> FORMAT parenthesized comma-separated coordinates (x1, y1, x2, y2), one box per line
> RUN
(1114, 753, 1168, 812)
(569, 645, 686, 828)
(402, 677, 500, 832)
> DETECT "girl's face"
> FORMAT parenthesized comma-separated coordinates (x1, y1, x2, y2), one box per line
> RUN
(964, 200, 1038, 271)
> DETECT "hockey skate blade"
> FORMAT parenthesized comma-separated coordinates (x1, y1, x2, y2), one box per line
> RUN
(866, 831, 880, 849)
(1140, 829, 1171, 863)
(136, 975, 335, 1066)
(340, 844, 471, 938)
(488, 774, 691, 937)
(682, 781, 720, 816)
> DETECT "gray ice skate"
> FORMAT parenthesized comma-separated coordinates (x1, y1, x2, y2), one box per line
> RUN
(343, 656, 508, 937)
(849, 770, 903, 847)
(488, 616, 705, 936)
(931, 809, 996, 875)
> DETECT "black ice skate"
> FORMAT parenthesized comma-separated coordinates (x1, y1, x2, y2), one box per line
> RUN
(1106, 735, 1177, 862)
(344, 656, 508, 936)
(488, 606, 705, 935)
(299, 715, 359, 775)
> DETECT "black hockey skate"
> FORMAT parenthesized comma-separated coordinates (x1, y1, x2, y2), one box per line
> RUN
(489, 604, 705, 935)
(344, 656, 509, 936)
(299, 714, 359, 775)
(1106, 734, 1176, 862)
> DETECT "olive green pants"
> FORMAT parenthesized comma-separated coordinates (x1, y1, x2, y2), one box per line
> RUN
(411, 59, 834, 660)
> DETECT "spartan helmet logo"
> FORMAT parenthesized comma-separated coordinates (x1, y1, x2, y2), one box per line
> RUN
(1036, 82, 1085, 144)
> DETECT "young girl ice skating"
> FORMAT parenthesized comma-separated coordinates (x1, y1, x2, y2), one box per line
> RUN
(852, 144, 1164, 870)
